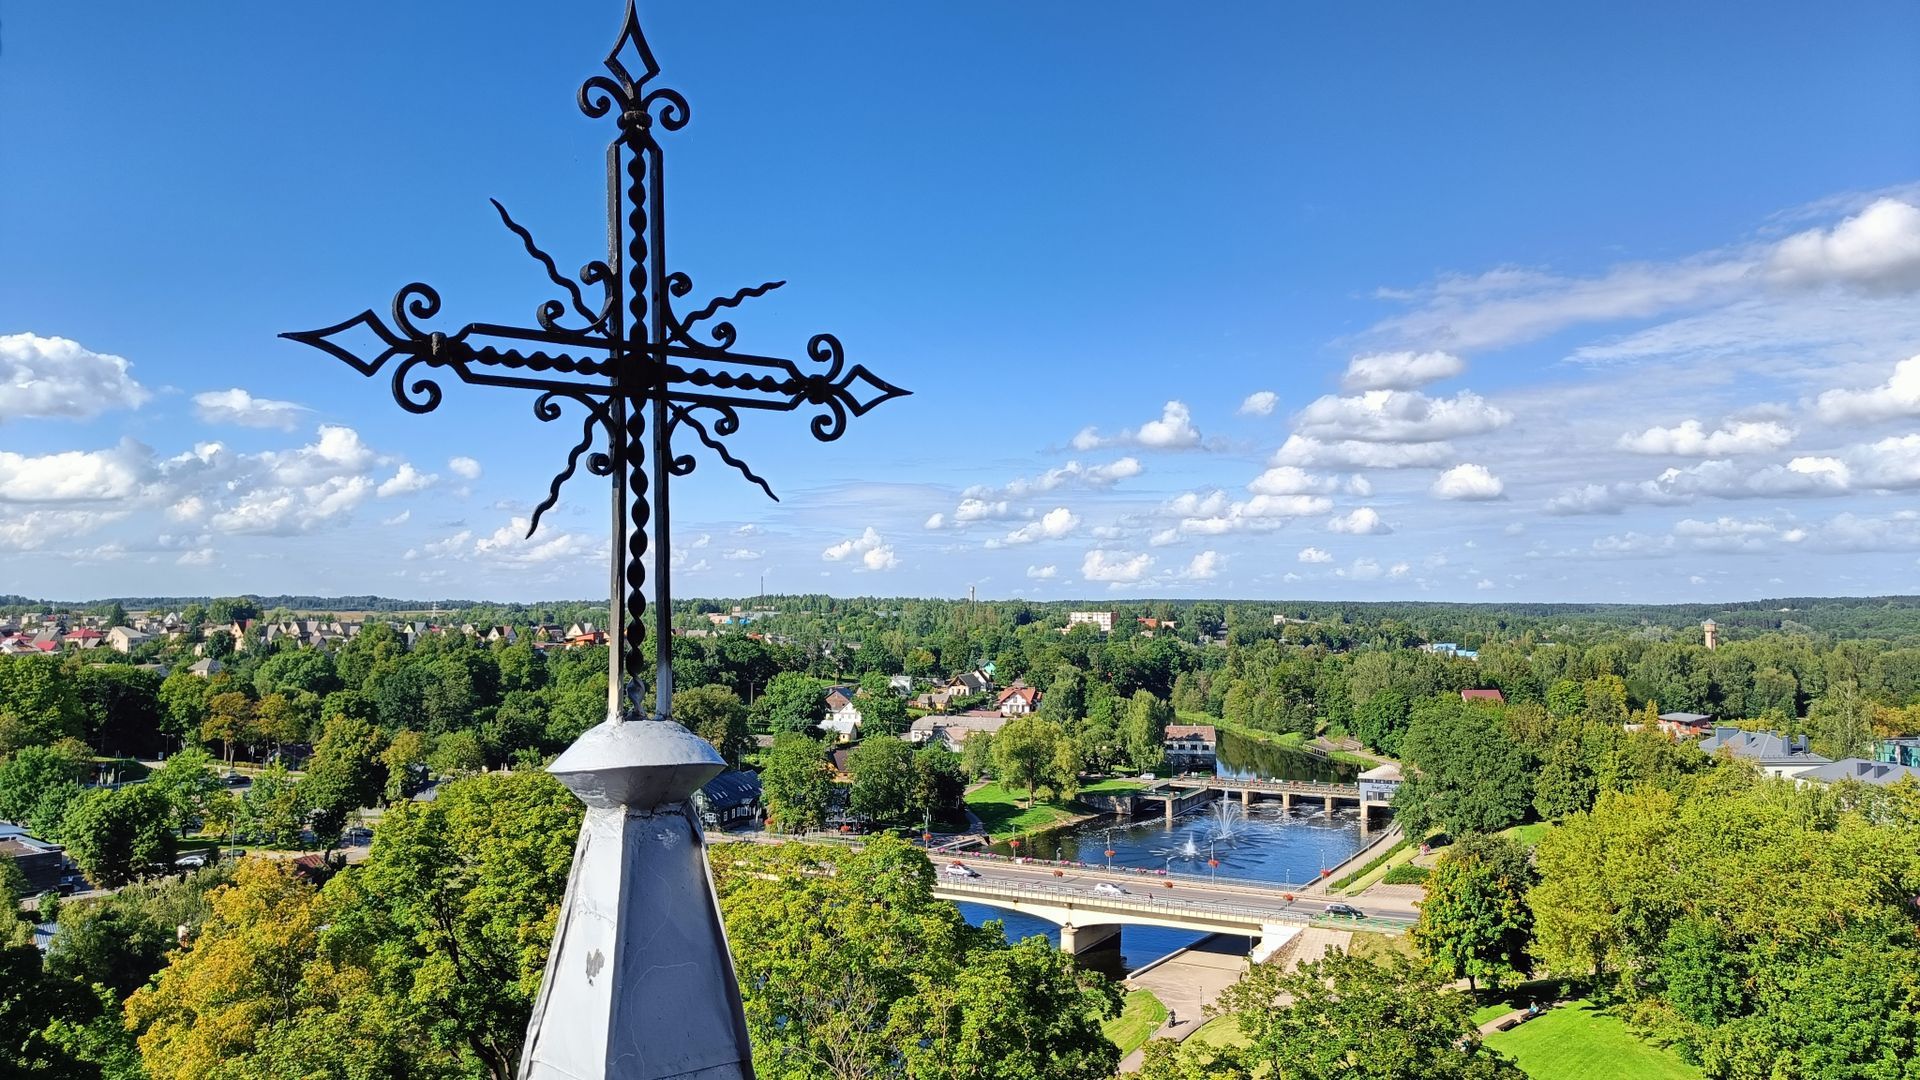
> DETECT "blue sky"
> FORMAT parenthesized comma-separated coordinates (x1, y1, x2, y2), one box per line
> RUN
(4, 2, 1919, 603)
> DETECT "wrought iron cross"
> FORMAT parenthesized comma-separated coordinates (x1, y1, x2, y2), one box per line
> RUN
(284, 2, 907, 723)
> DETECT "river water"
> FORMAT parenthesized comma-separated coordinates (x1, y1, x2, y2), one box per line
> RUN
(962, 729, 1371, 974)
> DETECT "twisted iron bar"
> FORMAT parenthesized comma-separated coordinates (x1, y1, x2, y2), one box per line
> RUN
(667, 404, 779, 501)
(490, 198, 614, 334)
(527, 393, 618, 538)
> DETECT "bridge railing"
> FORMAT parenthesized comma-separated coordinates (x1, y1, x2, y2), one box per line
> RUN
(936, 876, 1307, 927)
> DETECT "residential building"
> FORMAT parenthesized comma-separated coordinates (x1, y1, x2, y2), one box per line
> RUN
(1698, 727, 1831, 780)
(1424, 642, 1480, 661)
(1067, 611, 1115, 634)
(693, 771, 764, 829)
(105, 626, 151, 654)
(1136, 617, 1175, 637)
(905, 712, 1008, 753)
(822, 687, 863, 742)
(996, 681, 1041, 717)
(185, 658, 224, 678)
(1796, 757, 1920, 788)
(1163, 724, 1217, 771)
(1874, 737, 1920, 769)
(0, 824, 67, 894)
(887, 674, 913, 696)
(1656, 712, 1715, 739)
(1460, 688, 1506, 705)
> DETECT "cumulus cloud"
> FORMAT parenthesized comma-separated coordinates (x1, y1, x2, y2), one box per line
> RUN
(1327, 507, 1390, 534)
(0, 333, 150, 421)
(1814, 353, 1920, 424)
(1247, 466, 1342, 496)
(1072, 401, 1202, 451)
(1081, 549, 1153, 583)
(821, 526, 898, 570)
(1173, 491, 1333, 537)
(1026, 564, 1058, 580)
(209, 475, 375, 535)
(0, 440, 150, 502)
(988, 507, 1080, 547)
(1238, 391, 1278, 416)
(193, 388, 308, 431)
(722, 548, 761, 561)
(966, 458, 1143, 500)
(1340, 350, 1465, 391)
(1337, 557, 1384, 581)
(0, 509, 131, 551)
(1182, 550, 1222, 580)
(1271, 435, 1455, 470)
(466, 517, 599, 565)
(1297, 546, 1333, 563)
(1295, 389, 1511, 443)
(924, 513, 945, 529)
(1431, 463, 1505, 501)
(1768, 198, 1920, 294)
(1618, 419, 1795, 456)
(1545, 456, 1856, 514)
(377, 463, 438, 497)
(951, 498, 1014, 523)
(448, 456, 483, 480)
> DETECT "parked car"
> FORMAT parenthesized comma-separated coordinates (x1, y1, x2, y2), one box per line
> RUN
(1324, 902, 1363, 918)
(944, 863, 980, 879)
(175, 852, 210, 870)
(223, 773, 249, 787)
(1093, 882, 1129, 897)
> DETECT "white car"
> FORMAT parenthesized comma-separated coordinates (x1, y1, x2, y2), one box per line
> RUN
(944, 863, 981, 879)
(1092, 882, 1128, 897)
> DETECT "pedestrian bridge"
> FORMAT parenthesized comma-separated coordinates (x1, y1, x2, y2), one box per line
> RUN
(933, 877, 1303, 962)
(1138, 775, 1392, 833)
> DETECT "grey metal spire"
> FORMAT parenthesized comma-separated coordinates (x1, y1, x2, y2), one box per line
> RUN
(282, 2, 911, 1076)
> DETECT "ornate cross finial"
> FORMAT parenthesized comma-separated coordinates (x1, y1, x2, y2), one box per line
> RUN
(283, 4, 909, 1078)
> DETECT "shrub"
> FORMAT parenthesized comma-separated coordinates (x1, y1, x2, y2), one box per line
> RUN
(1382, 863, 1430, 886)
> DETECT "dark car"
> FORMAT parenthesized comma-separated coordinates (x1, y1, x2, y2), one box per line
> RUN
(1325, 903, 1364, 918)
(224, 773, 249, 787)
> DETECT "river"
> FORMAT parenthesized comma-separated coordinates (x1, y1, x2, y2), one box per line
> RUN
(962, 726, 1371, 974)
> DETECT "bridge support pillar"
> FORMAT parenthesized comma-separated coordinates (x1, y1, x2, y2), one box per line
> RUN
(1241, 788, 1250, 809)
(1059, 922, 1120, 955)
(1281, 791, 1292, 812)
(1164, 798, 1174, 825)
(1324, 795, 1335, 816)
(1359, 802, 1371, 835)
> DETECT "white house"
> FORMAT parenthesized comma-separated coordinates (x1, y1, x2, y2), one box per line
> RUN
(1067, 611, 1115, 634)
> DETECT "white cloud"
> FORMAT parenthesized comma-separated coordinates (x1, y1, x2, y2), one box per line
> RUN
(924, 513, 946, 529)
(255, 425, 376, 486)
(1238, 391, 1278, 416)
(723, 548, 761, 561)
(1297, 546, 1333, 563)
(989, 507, 1080, 547)
(1176, 493, 1334, 537)
(468, 517, 598, 565)
(1767, 198, 1920, 294)
(448, 456, 483, 480)
(192, 388, 308, 431)
(0, 333, 149, 420)
(1618, 419, 1795, 456)
(1072, 401, 1202, 451)
(175, 547, 216, 567)
(208, 474, 375, 535)
(1337, 558, 1383, 581)
(821, 526, 897, 571)
(382, 510, 411, 526)
(1026, 564, 1058, 580)
(1271, 434, 1456, 470)
(1295, 389, 1511, 443)
(0, 440, 150, 502)
(1340, 350, 1465, 391)
(1247, 466, 1342, 496)
(0, 508, 130, 551)
(1476, 578, 1495, 590)
(1814, 353, 1920, 424)
(1389, 561, 1410, 578)
(1431, 463, 1505, 501)
(1081, 549, 1153, 583)
(952, 498, 1014, 523)
(1327, 507, 1390, 535)
(966, 458, 1143, 500)
(1182, 550, 1222, 580)
(376, 463, 438, 497)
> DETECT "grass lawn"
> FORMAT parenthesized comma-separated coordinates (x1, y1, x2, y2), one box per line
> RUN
(966, 782, 1094, 838)
(1186, 711, 1307, 749)
(1079, 777, 1148, 797)
(1101, 990, 1168, 1055)
(1484, 1000, 1700, 1080)
(1468, 979, 1568, 1026)
(1189, 1013, 1248, 1049)
(1346, 930, 1417, 963)
(1500, 822, 1553, 849)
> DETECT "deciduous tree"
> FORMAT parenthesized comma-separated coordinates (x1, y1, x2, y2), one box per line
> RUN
(1411, 833, 1537, 990)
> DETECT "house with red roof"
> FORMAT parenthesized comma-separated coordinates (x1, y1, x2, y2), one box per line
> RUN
(1460, 688, 1506, 705)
